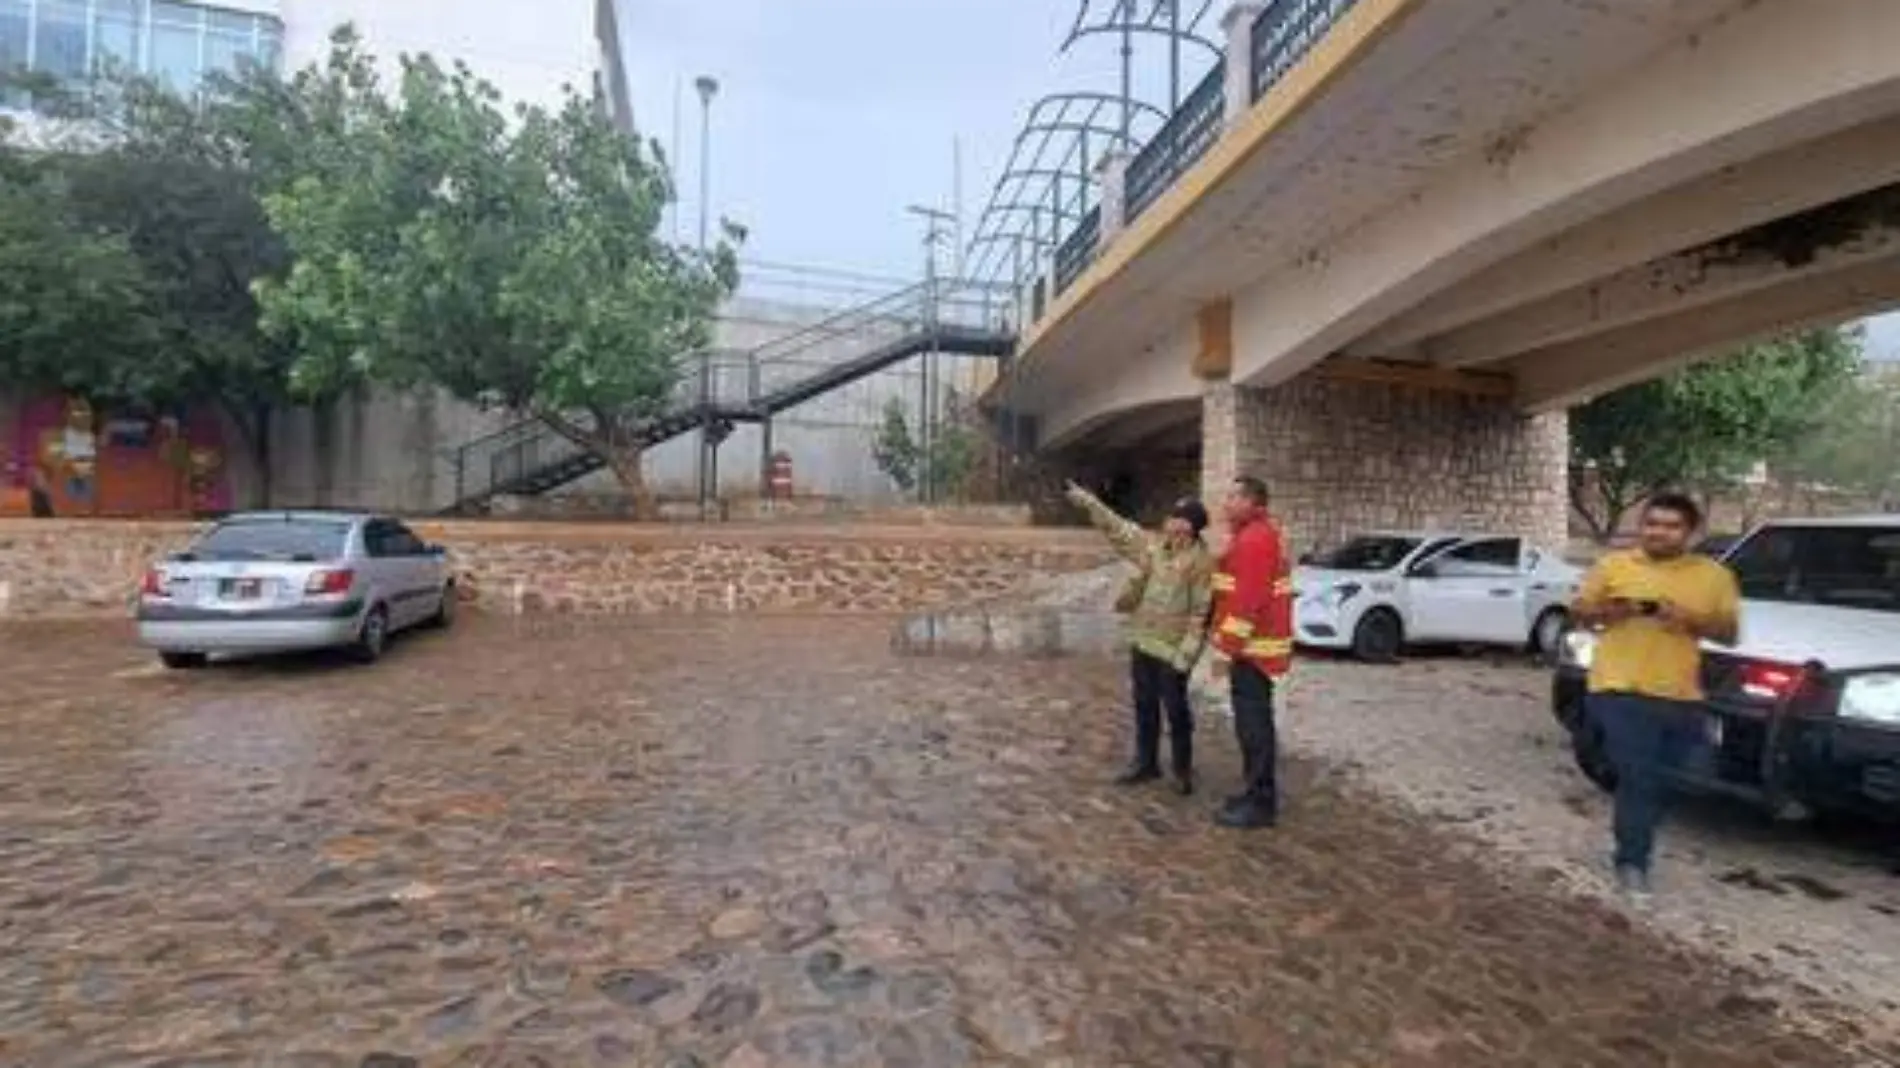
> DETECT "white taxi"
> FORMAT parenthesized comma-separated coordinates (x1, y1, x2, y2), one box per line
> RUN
(1294, 532, 1582, 662)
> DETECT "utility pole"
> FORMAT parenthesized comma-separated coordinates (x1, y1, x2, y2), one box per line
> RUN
(906, 204, 955, 504)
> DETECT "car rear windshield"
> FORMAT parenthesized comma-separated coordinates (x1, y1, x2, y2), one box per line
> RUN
(1725, 524, 1900, 613)
(1312, 536, 1424, 572)
(190, 519, 350, 561)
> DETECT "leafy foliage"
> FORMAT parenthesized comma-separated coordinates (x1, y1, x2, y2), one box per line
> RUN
(871, 398, 920, 493)
(1768, 364, 1900, 508)
(0, 170, 168, 406)
(1568, 328, 1864, 540)
(870, 389, 984, 501)
(254, 31, 740, 515)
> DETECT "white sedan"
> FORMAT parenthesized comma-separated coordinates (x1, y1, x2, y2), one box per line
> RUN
(1293, 532, 1581, 662)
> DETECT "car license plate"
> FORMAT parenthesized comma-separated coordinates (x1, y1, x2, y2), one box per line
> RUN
(222, 578, 264, 600)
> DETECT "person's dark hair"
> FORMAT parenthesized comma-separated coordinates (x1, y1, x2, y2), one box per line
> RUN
(1232, 475, 1270, 508)
(1644, 491, 1703, 531)
(1169, 497, 1209, 539)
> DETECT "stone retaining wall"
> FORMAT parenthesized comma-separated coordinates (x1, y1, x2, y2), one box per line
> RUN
(0, 519, 1110, 620)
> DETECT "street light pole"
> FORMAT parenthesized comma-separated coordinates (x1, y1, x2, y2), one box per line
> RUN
(694, 75, 719, 253)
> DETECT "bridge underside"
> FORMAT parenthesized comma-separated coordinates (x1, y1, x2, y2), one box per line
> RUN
(1001, 0, 1900, 548)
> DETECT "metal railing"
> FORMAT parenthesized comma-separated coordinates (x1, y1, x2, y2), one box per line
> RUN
(1252, 0, 1361, 102)
(1015, 0, 1368, 327)
(444, 277, 1016, 510)
(1053, 206, 1101, 297)
(1124, 61, 1227, 224)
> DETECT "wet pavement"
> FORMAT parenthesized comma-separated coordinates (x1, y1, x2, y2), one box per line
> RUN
(0, 617, 1879, 1066)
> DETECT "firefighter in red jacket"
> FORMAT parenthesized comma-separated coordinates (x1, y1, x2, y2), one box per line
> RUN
(1208, 475, 1295, 829)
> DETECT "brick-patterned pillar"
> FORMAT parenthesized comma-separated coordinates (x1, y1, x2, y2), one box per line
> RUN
(1201, 371, 1569, 557)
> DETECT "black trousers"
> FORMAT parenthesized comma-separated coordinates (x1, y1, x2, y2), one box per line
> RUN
(1130, 649, 1193, 774)
(1230, 660, 1278, 810)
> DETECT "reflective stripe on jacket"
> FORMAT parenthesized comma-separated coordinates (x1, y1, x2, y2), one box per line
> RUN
(1210, 515, 1294, 676)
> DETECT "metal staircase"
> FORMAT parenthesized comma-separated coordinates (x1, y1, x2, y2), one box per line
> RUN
(443, 279, 1016, 514)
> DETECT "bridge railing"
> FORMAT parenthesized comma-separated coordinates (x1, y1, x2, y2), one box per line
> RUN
(1124, 62, 1227, 225)
(1020, 0, 1365, 320)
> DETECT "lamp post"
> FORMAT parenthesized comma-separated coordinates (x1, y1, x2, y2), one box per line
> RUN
(693, 74, 720, 518)
(694, 75, 719, 253)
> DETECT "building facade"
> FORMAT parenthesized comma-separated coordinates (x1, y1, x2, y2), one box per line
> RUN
(1, 0, 612, 112)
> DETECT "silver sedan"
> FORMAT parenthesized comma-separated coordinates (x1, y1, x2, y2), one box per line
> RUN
(135, 511, 456, 669)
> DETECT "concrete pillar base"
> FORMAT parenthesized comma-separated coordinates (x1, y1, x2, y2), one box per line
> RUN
(1201, 371, 1569, 557)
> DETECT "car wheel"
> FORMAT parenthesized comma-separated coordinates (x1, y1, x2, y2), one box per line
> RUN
(426, 583, 456, 629)
(351, 605, 390, 664)
(159, 651, 208, 671)
(1572, 716, 1617, 793)
(1531, 608, 1569, 663)
(1350, 609, 1403, 664)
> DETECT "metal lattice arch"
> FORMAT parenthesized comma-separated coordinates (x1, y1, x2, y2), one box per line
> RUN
(964, 1, 1224, 305)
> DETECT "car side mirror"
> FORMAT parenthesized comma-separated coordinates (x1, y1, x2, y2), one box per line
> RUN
(425, 543, 447, 557)
(1410, 561, 1439, 579)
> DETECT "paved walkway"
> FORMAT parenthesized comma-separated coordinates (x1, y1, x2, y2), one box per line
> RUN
(0, 619, 1873, 1066)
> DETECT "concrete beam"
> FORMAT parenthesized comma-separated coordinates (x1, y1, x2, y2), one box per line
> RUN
(1232, 0, 1900, 389)
(1350, 116, 1900, 357)
(1313, 357, 1514, 398)
(1511, 252, 1900, 413)
(1424, 184, 1900, 369)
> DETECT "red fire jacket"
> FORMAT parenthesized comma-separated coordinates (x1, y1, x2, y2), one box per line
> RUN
(1210, 514, 1295, 677)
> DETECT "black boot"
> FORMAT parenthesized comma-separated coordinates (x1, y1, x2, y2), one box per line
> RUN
(1114, 763, 1161, 787)
(1214, 798, 1276, 829)
(1171, 768, 1194, 796)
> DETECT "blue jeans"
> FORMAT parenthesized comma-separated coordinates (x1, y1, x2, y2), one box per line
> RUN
(1589, 692, 1706, 873)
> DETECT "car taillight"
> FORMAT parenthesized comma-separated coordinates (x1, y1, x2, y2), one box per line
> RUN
(1740, 660, 1804, 702)
(305, 569, 355, 596)
(138, 569, 167, 598)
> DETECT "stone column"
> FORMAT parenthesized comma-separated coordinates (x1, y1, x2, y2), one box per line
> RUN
(1201, 370, 1570, 557)
(1221, 2, 1266, 131)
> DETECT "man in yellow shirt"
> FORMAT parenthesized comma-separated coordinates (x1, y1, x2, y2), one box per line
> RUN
(1572, 492, 1740, 897)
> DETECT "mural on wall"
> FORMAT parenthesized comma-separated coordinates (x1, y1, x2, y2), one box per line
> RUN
(4, 396, 232, 517)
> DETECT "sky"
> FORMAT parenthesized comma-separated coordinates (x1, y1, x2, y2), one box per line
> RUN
(615, 0, 1900, 351)
(618, 0, 1206, 289)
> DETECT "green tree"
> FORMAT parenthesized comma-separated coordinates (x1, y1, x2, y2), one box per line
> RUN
(2, 61, 331, 505)
(0, 172, 169, 408)
(871, 397, 920, 493)
(1568, 327, 1863, 541)
(1769, 364, 1900, 509)
(254, 32, 739, 517)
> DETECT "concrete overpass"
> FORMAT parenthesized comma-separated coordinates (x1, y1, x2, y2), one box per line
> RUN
(992, 0, 1900, 553)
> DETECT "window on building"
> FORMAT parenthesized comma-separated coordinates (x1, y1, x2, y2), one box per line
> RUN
(91, 0, 145, 77)
(200, 8, 252, 81)
(0, 0, 283, 106)
(149, 2, 203, 92)
(33, 1, 89, 85)
(0, 0, 30, 107)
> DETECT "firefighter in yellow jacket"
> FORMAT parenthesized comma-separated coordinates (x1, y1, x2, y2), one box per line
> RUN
(1208, 475, 1295, 829)
(1065, 481, 1214, 795)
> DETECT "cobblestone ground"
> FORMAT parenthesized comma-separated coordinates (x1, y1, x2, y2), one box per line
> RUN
(0, 618, 1886, 1067)
(1282, 653, 1900, 1044)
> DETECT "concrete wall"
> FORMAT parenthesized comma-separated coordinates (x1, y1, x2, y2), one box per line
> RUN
(221, 292, 995, 514)
(1200, 372, 1570, 558)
